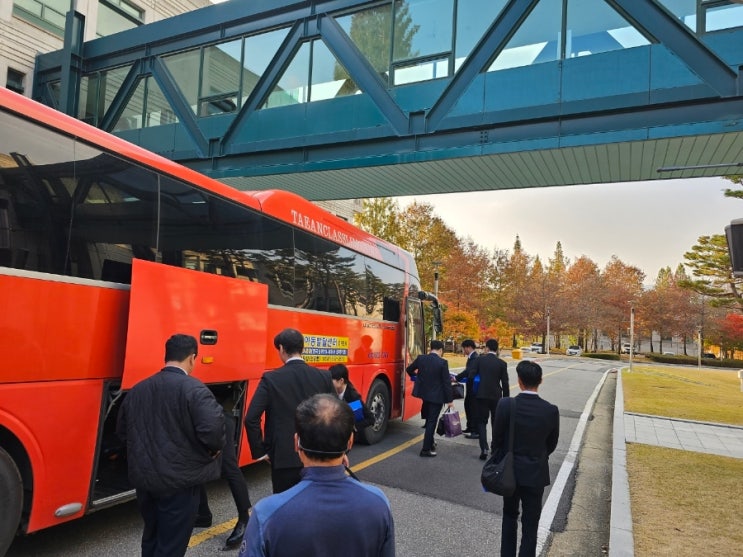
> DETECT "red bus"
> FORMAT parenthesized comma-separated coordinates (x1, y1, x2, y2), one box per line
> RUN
(0, 88, 434, 552)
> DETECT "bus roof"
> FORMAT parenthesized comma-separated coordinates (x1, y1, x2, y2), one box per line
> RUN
(0, 88, 417, 274)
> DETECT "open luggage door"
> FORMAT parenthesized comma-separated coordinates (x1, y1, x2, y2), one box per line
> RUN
(402, 296, 425, 420)
(121, 259, 268, 389)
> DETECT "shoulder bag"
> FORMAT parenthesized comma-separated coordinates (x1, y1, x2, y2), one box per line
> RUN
(481, 397, 517, 496)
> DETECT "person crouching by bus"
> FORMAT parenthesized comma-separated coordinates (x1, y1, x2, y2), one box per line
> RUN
(405, 339, 454, 457)
(116, 333, 225, 557)
(329, 364, 375, 435)
(244, 328, 335, 493)
(237, 394, 395, 557)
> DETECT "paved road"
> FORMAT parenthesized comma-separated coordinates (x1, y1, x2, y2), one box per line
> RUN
(7, 357, 614, 556)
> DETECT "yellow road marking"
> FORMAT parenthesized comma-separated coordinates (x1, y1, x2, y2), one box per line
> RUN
(189, 361, 579, 547)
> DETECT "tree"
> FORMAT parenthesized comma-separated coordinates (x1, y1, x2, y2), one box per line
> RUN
(443, 308, 480, 346)
(682, 234, 743, 312)
(354, 198, 403, 245)
(598, 256, 645, 352)
(718, 313, 743, 357)
(562, 256, 602, 351)
(501, 235, 532, 347)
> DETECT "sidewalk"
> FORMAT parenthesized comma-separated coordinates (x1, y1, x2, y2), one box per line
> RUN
(609, 370, 743, 557)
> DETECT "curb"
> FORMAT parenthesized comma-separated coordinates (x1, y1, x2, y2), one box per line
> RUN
(537, 367, 611, 555)
(609, 368, 634, 557)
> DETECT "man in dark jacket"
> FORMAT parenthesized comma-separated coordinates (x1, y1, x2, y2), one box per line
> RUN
(329, 363, 375, 432)
(472, 338, 509, 460)
(117, 333, 225, 557)
(245, 328, 335, 493)
(492, 360, 559, 557)
(405, 339, 454, 457)
(455, 339, 479, 435)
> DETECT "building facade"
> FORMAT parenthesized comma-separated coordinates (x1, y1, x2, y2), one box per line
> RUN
(1, 0, 211, 97)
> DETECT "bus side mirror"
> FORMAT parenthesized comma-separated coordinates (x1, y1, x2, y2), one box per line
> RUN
(433, 306, 443, 334)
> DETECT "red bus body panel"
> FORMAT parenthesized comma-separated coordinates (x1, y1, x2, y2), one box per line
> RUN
(122, 260, 268, 389)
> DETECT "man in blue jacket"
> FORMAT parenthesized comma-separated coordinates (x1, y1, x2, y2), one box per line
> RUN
(117, 333, 225, 557)
(405, 340, 454, 457)
(238, 393, 395, 557)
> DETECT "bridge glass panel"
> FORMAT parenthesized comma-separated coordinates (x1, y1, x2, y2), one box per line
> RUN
(242, 28, 290, 106)
(565, 0, 649, 59)
(488, 0, 561, 71)
(143, 78, 178, 127)
(162, 48, 200, 114)
(704, 2, 743, 32)
(78, 64, 132, 127)
(310, 40, 360, 100)
(96, 0, 143, 38)
(200, 40, 242, 116)
(113, 76, 145, 131)
(661, 0, 698, 31)
(264, 42, 310, 107)
(455, 0, 508, 70)
(392, 0, 453, 84)
(336, 4, 393, 83)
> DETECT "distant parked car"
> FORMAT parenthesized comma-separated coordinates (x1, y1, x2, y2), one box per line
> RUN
(530, 343, 544, 354)
(566, 345, 583, 356)
(621, 343, 632, 354)
(663, 351, 675, 356)
(702, 352, 716, 359)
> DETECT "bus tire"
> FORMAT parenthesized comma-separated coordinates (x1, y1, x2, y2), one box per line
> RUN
(356, 380, 389, 445)
(0, 446, 23, 555)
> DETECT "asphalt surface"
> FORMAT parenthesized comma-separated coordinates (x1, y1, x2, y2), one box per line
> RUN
(6, 357, 617, 557)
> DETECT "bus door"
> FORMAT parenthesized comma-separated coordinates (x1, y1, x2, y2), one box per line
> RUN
(402, 296, 426, 420)
(121, 259, 269, 389)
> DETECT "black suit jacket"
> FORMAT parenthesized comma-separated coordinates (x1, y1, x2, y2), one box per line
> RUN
(492, 393, 559, 487)
(341, 383, 375, 429)
(245, 359, 334, 469)
(405, 352, 452, 404)
(473, 352, 509, 400)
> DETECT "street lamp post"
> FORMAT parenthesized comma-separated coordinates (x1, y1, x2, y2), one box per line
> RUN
(546, 307, 551, 356)
(629, 303, 635, 372)
(432, 261, 441, 340)
(697, 327, 702, 370)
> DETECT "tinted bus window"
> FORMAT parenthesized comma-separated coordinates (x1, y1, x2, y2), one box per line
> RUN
(363, 257, 405, 320)
(294, 229, 366, 314)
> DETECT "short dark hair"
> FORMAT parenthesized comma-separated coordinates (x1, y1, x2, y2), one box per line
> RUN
(164, 334, 197, 363)
(329, 364, 349, 382)
(485, 338, 499, 352)
(273, 328, 304, 355)
(461, 339, 476, 349)
(516, 360, 542, 388)
(295, 394, 354, 461)
(430, 340, 444, 351)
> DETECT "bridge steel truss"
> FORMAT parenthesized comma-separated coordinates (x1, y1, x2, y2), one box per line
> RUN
(32, 0, 743, 200)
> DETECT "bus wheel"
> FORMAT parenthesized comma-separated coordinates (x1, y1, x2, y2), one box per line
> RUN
(0, 447, 22, 555)
(356, 380, 389, 445)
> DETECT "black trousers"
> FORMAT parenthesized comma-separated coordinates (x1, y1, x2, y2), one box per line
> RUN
(463, 387, 475, 430)
(137, 485, 200, 557)
(271, 466, 303, 493)
(422, 401, 443, 451)
(500, 484, 545, 557)
(475, 397, 499, 453)
(198, 415, 252, 517)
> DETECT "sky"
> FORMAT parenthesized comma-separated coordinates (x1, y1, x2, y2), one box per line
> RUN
(397, 176, 742, 283)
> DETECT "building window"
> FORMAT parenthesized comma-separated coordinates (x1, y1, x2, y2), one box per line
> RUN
(97, 0, 143, 38)
(13, 0, 67, 36)
(7, 69, 25, 94)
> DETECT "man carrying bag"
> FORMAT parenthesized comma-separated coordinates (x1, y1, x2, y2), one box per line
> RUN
(488, 360, 559, 557)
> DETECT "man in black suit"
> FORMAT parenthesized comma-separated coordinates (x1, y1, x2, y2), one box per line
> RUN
(493, 360, 559, 557)
(405, 339, 454, 457)
(473, 338, 510, 460)
(245, 328, 335, 493)
(456, 339, 479, 436)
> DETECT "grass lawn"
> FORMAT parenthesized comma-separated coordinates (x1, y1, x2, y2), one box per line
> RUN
(622, 366, 743, 556)
(622, 365, 743, 425)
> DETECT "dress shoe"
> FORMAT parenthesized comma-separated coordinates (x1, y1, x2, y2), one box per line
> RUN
(193, 513, 213, 528)
(464, 432, 479, 439)
(479, 451, 488, 460)
(419, 449, 437, 457)
(224, 517, 248, 549)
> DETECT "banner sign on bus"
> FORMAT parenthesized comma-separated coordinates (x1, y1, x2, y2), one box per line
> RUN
(303, 334, 349, 363)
